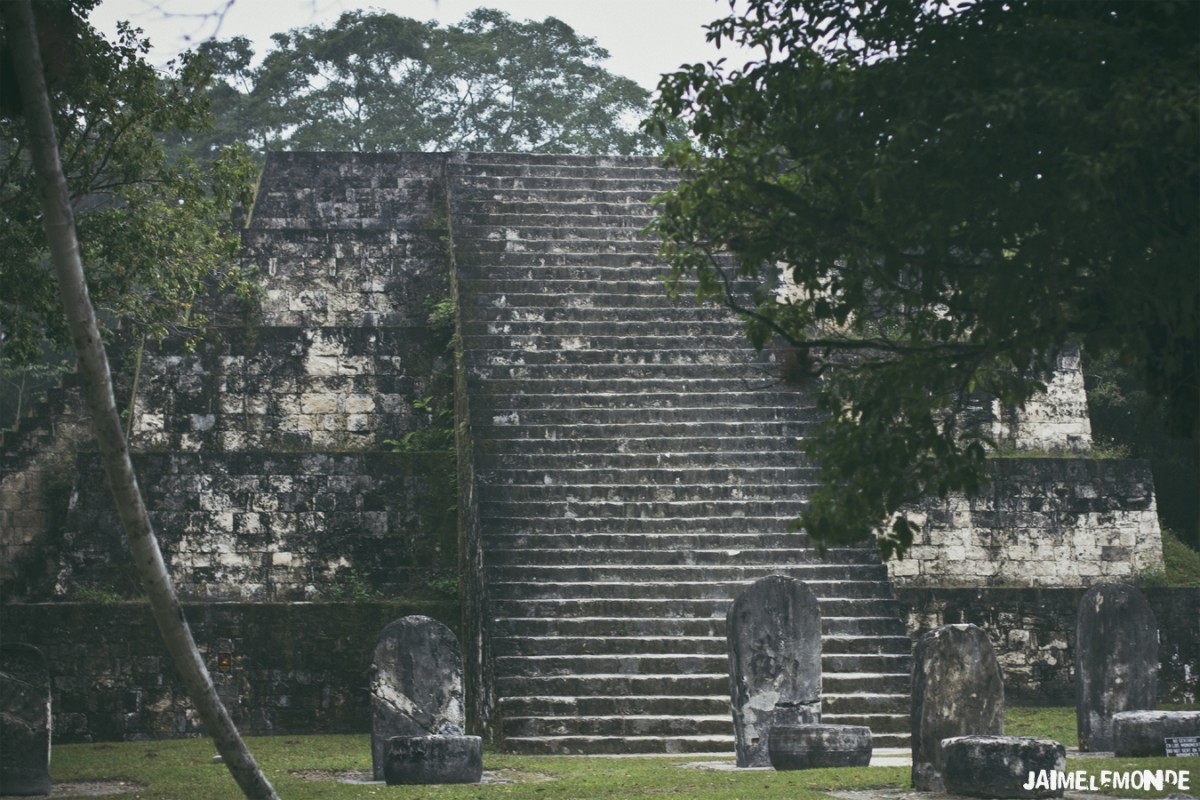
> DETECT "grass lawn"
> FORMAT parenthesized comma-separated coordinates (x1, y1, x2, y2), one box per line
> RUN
(49, 736, 909, 800)
(46, 708, 1200, 800)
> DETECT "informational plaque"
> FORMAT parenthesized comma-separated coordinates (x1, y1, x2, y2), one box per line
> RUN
(1164, 736, 1200, 757)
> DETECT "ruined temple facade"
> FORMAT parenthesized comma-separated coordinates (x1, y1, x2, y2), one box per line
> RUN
(0, 152, 1170, 747)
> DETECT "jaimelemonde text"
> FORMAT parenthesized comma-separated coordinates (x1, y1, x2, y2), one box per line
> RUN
(1023, 769, 1190, 793)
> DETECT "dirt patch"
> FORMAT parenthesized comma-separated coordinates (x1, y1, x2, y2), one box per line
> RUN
(487, 768, 556, 784)
(7, 779, 147, 798)
(290, 767, 556, 785)
(289, 769, 374, 784)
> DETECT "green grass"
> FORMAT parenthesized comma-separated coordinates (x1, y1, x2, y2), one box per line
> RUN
(47, 708, 1200, 800)
(50, 735, 908, 800)
(1005, 706, 1079, 747)
(1162, 528, 1200, 587)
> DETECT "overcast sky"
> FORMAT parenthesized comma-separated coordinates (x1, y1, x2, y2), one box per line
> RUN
(90, 0, 758, 92)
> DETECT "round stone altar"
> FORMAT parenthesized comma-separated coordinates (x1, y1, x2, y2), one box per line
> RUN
(1112, 710, 1200, 757)
(941, 735, 1066, 799)
(384, 735, 483, 785)
(767, 724, 873, 770)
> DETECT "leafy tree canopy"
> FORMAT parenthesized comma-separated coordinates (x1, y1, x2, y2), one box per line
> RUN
(172, 8, 665, 158)
(0, 0, 258, 369)
(648, 0, 1199, 557)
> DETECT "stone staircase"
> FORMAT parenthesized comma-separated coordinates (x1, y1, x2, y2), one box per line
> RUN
(449, 152, 911, 755)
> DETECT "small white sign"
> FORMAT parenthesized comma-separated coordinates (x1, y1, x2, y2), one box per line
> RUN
(1165, 736, 1200, 757)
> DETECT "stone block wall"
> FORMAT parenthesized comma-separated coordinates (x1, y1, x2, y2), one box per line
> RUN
(896, 587, 1200, 706)
(891, 458, 1163, 587)
(57, 451, 456, 601)
(0, 601, 458, 742)
(0, 381, 93, 599)
(130, 325, 449, 453)
(990, 346, 1093, 454)
(40, 152, 459, 602)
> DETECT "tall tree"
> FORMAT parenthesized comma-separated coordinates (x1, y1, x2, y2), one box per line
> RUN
(648, 0, 1198, 557)
(1086, 351, 1199, 549)
(1, 1, 276, 797)
(0, 0, 257, 369)
(170, 8, 665, 158)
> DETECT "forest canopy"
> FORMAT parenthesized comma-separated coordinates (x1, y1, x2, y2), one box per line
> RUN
(648, 0, 1199, 556)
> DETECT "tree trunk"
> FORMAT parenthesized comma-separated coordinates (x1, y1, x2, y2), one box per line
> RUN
(2, 2, 278, 797)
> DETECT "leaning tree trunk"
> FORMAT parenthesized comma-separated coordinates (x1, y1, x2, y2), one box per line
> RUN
(2, 2, 278, 797)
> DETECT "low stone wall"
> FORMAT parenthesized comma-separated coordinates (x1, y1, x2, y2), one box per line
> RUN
(893, 458, 1163, 587)
(0, 600, 459, 743)
(2, 592, 1192, 744)
(895, 587, 1200, 706)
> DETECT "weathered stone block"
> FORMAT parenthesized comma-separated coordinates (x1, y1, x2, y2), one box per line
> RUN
(912, 624, 1005, 792)
(768, 724, 872, 770)
(1076, 583, 1157, 752)
(0, 644, 52, 796)
(727, 575, 822, 768)
(942, 736, 1066, 799)
(1111, 710, 1200, 757)
(384, 735, 482, 785)
(370, 616, 466, 781)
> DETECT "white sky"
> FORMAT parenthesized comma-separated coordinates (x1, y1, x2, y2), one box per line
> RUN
(90, 0, 759, 92)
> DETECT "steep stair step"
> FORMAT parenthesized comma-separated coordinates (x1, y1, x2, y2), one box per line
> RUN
(491, 615, 906, 638)
(478, 481, 815, 502)
(457, 162, 674, 179)
(481, 498, 811, 517)
(468, 333, 753, 351)
(501, 715, 732, 739)
(452, 174, 677, 192)
(466, 293, 742, 313)
(487, 563, 888, 584)
(473, 434, 806, 454)
(455, 199, 657, 218)
(479, 454, 814, 472)
(492, 636, 909, 662)
(496, 735, 734, 756)
(473, 320, 745, 337)
(488, 597, 901, 619)
(455, 224, 664, 242)
(499, 695, 729, 718)
(823, 692, 914, 715)
(496, 654, 728, 677)
(470, 351, 764, 368)
(474, 392, 810, 414)
(488, 580, 893, 601)
(482, 542, 878, 561)
(494, 652, 909, 676)
(495, 673, 729, 697)
(457, 212, 661, 228)
(456, 188, 667, 205)
(472, 377, 786, 395)
(460, 239, 665, 256)
(478, 465, 820, 483)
